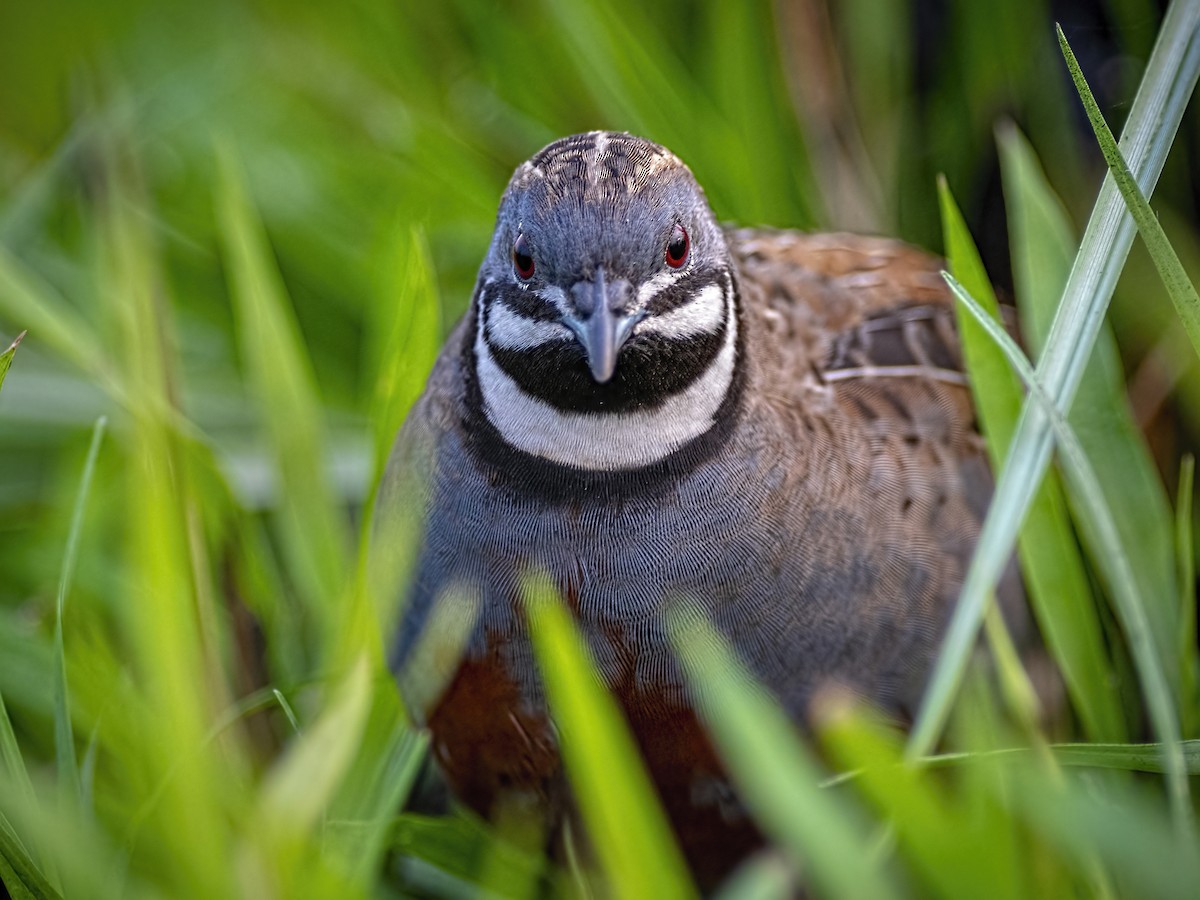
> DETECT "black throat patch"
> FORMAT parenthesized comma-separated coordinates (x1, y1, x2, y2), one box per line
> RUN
(460, 277, 748, 503)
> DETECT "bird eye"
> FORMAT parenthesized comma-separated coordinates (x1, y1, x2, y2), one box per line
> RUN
(512, 234, 535, 280)
(665, 225, 689, 268)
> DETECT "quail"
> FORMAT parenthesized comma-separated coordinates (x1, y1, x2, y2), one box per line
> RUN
(375, 131, 1022, 887)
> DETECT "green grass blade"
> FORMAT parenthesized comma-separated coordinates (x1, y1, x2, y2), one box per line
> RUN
(246, 659, 376, 898)
(0, 249, 108, 381)
(256, 658, 373, 842)
(946, 272, 1193, 836)
(215, 143, 349, 634)
(366, 225, 441, 483)
(1011, 766, 1200, 900)
(0, 330, 25, 395)
(908, 0, 1200, 759)
(1000, 125, 1179, 689)
(524, 574, 696, 899)
(666, 610, 898, 900)
(939, 177, 1123, 741)
(324, 686, 428, 886)
(0, 813, 60, 900)
(710, 853, 794, 900)
(1059, 25, 1200, 362)
(1178, 455, 1198, 737)
(819, 698, 1024, 900)
(1049, 740, 1200, 772)
(390, 812, 552, 896)
(0, 695, 40, 871)
(53, 416, 106, 812)
(355, 225, 442, 655)
(824, 739, 1200, 780)
(94, 128, 239, 895)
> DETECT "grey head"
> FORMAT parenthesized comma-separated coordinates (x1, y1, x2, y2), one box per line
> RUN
(465, 132, 744, 479)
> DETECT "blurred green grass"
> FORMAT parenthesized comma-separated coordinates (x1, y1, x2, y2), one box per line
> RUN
(1, 0, 1199, 896)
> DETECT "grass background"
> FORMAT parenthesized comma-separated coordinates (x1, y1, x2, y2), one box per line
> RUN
(0, 0, 1198, 896)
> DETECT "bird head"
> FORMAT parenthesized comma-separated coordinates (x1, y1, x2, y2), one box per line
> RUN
(468, 132, 743, 473)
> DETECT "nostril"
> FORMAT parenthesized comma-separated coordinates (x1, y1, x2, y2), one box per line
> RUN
(570, 281, 597, 316)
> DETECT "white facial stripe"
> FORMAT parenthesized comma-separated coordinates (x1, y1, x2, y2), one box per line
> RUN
(534, 284, 570, 316)
(638, 283, 725, 339)
(475, 282, 737, 471)
(486, 301, 571, 350)
(636, 270, 684, 306)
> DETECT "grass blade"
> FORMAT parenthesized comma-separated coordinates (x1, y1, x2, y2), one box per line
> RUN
(0, 249, 109, 383)
(0, 812, 60, 900)
(324, 687, 428, 886)
(1059, 24, 1200, 362)
(0, 330, 25, 395)
(819, 696, 1024, 900)
(939, 177, 1123, 741)
(946, 272, 1193, 836)
(1049, 740, 1200, 772)
(366, 225, 441, 484)
(0, 695, 40, 872)
(666, 609, 898, 900)
(215, 143, 349, 639)
(53, 416, 106, 813)
(525, 574, 695, 899)
(823, 739, 1200, 780)
(1178, 455, 1198, 738)
(1011, 766, 1200, 900)
(909, 0, 1200, 759)
(1000, 125, 1179, 689)
(257, 658, 373, 842)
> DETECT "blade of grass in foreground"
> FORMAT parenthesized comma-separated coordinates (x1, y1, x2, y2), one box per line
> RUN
(366, 225, 441, 485)
(0, 694, 47, 896)
(0, 250, 110, 384)
(1059, 25, 1200, 361)
(525, 574, 696, 899)
(0, 330, 24, 395)
(256, 658, 373, 843)
(215, 143, 348, 640)
(1177, 456, 1198, 738)
(1012, 765, 1200, 900)
(323, 686, 428, 887)
(666, 609, 897, 900)
(819, 693, 1023, 900)
(939, 178, 1122, 742)
(53, 416, 106, 816)
(0, 813, 60, 900)
(945, 273, 1193, 836)
(821, 739, 1200, 785)
(1000, 124, 1179, 688)
(248, 659, 376, 897)
(909, 0, 1200, 760)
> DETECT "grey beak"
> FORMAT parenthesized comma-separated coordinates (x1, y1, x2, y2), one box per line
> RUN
(564, 268, 642, 384)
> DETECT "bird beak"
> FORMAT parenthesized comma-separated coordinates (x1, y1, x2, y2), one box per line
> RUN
(564, 269, 642, 384)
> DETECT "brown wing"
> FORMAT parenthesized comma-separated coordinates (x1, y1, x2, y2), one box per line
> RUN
(731, 228, 1029, 661)
(728, 228, 965, 387)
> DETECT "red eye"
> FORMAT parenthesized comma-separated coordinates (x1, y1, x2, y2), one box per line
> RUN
(512, 234, 535, 279)
(665, 225, 689, 268)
